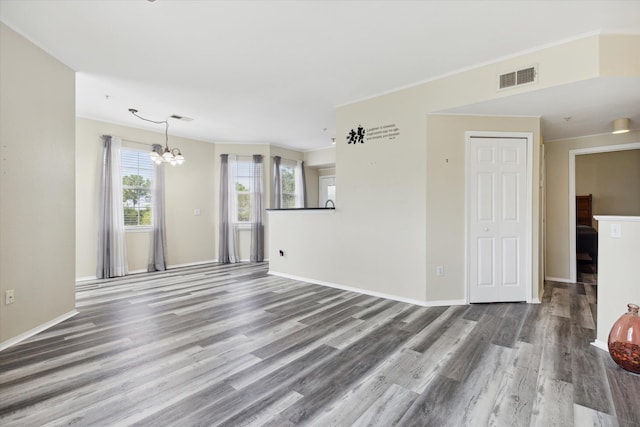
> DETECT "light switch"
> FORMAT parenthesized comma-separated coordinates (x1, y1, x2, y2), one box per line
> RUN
(194, 208, 201, 216)
(611, 223, 621, 238)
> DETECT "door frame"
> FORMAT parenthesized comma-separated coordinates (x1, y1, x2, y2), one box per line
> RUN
(465, 131, 533, 303)
(567, 142, 640, 283)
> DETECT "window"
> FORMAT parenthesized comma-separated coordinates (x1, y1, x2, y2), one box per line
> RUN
(280, 161, 296, 208)
(234, 157, 252, 223)
(277, 159, 304, 208)
(121, 148, 153, 227)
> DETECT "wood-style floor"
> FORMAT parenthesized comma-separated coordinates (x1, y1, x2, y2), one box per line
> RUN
(1, 263, 638, 426)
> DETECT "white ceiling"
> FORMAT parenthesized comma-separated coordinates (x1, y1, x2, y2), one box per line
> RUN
(1, 0, 639, 150)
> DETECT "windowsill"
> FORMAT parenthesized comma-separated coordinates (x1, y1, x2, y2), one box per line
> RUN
(125, 226, 152, 233)
(266, 207, 335, 211)
(236, 223, 251, 230)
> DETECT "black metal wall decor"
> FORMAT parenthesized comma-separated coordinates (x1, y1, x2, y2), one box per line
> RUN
(346, 123, 400, 145)
(347, 125, 366, 144)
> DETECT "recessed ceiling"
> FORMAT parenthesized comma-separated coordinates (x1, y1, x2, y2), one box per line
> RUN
(1, 0, 639, 150)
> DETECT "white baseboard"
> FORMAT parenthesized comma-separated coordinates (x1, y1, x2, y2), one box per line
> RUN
(591, 339, 608, 353)
(0, 309, 78, 352)
(268, 270, 467, 308)
(545, 276, 573, 283)
(76, 275, 97, 282)
(167, 259, 218, 269)
(530, 298, 542, 304)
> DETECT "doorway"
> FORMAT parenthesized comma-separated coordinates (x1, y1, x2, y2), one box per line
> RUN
(466, 132, 532, 303)
(319, 175, 336, 208)
(568, 142, 640, 283)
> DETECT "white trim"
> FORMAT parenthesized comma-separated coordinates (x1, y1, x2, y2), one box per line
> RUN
(530, 298, 542, 304)
(304, 146, 336, 154)
(76, 260, 221, 282)
(0, 310, 78, 352)
(568, 142, 640, 283)
(594, 215, 640, 222)
(591, 339, 608, 353)
(465, 131, 533, 304)
(431, 112, 541, 119)
(167, 259, 218, 269)
(267, 209, 336, 214)
(125, 226, 152, 233)
(268, 271, 467, 308)
(545, 276, 574, 283)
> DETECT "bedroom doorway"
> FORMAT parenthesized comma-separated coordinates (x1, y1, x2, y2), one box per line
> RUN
(568, 142, 640, 283)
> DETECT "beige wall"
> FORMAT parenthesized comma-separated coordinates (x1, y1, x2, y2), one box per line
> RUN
(271, 32, 607, 303)
(595, 217, 640, 345)
(599, 34, 640, 77)
(544, 131, 639, 280)
(426, 115, 542, 301)
(576, 150, 640, 226)
(77, 122, 314, 277)
(76, 118, 216, 277)
(0, 23, 76, 344)
(304, 146, 335, 167)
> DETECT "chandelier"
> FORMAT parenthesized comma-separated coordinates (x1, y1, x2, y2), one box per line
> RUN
(128, 108, 185, 166)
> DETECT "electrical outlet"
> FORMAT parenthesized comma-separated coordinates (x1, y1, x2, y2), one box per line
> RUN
(436, 266, 444, 277)
(611, 223, 622, 238)
(5, 289, 15, 305)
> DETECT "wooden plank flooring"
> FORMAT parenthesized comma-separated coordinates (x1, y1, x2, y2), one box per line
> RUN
(1, 263, 638, 426)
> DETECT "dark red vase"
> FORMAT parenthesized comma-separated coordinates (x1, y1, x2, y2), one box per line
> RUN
(608, 303, 640, 374)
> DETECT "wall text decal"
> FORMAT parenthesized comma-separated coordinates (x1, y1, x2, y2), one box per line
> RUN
(346, 124, 400, 145)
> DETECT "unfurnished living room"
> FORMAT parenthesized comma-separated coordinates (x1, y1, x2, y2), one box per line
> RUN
(1, 1, 640, 426)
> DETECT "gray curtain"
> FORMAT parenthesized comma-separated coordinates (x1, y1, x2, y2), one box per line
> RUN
(250, 155, 264, 262)
(300, 160, 307, 208)
(295, 160, 307, 208)
(273, 155, 281, 209)
(218, 154, 231, 263)
(97, 135, 128, 278)
(148, 144, 167, 272)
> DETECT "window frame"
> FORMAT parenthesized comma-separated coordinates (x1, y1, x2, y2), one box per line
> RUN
(278, 159, 298, 209)
(120, 147, 154, 231)
(233, 156, 253, 226)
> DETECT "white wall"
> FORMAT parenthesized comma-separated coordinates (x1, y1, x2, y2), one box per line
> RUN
(0, 23, 76, 344)
(594, 217, 640, 345)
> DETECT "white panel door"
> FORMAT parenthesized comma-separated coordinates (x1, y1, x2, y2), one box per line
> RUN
(469, 138, 527, 303)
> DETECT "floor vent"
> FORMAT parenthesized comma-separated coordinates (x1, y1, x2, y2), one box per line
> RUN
(498, 66, 537, 90)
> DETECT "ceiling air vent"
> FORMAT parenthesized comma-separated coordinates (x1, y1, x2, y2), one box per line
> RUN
(498, 65, 537, 90)
(170, 114, 194, 122)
